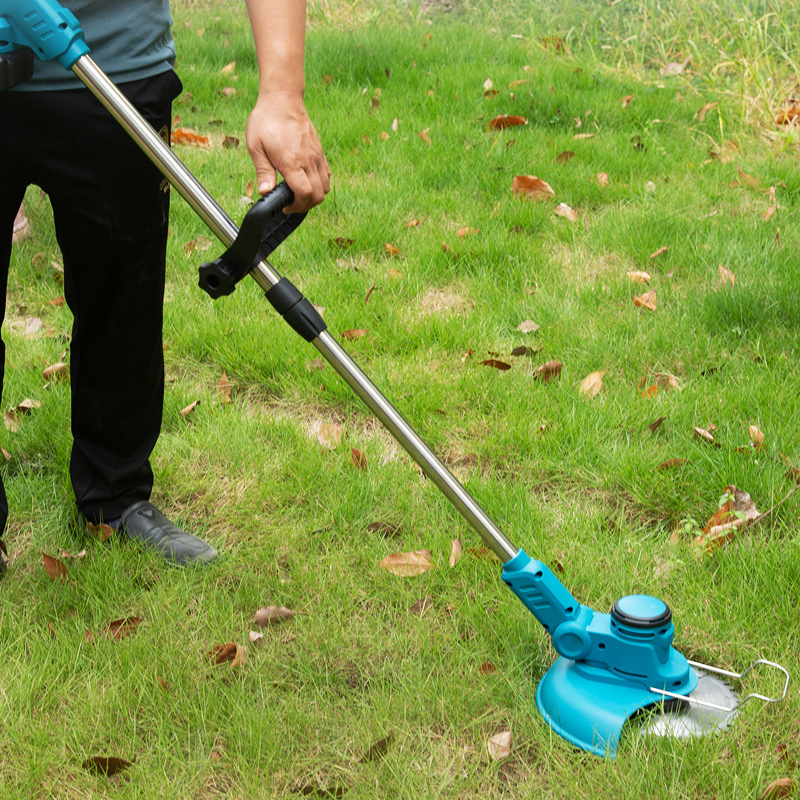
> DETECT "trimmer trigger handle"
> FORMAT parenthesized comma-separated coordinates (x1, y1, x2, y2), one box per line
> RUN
(198, 181, 306, 299)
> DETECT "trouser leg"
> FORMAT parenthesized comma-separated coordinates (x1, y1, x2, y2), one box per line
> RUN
(0, 70, 182, 525)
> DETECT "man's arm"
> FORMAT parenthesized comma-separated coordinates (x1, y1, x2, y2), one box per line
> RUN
(244, 0, 330, 212)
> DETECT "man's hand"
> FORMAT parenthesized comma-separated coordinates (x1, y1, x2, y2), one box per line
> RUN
(246, 90, 330, 213)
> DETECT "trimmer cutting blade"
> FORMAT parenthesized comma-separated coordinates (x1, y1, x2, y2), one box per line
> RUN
(639, 669, 739, 738)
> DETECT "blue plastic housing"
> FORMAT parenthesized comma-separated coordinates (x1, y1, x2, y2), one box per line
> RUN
(0, 0, 88, 66)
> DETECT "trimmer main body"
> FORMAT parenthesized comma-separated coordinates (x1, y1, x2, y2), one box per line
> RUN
(1, 0, 788, 759)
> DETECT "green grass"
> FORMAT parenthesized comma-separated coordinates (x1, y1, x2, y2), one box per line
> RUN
(2, 1, 800, 798)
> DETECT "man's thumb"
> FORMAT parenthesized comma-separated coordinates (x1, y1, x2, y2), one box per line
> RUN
(253, 153, 277, 195)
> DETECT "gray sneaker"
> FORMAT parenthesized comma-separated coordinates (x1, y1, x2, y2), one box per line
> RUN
(120, 501, 217, 566)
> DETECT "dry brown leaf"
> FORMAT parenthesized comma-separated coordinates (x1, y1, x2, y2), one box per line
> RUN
(449, 537, 464, 568)
(696, 101, 718, 122)
(658, 458, 688, 470)
(456, 227, 479, 238)
(554, 202, 578, 222)
(219, 60, 236, 76)
(218, 371, 232, 403)
(409, 596, 433, 616)
(12, 204, 30, 244)
(254, 606, 296, 627)
(384, 243, 400, 256)
(758, 778, 796, 800)
(487, 731, 512, 761)
(82, 756, 134, 777)
(341, 329, 368, 341)
(179, 400, 201, 417)
(106, 616, 142, 641)
(595, 172, 610, 187)
(479, 662, 498, 675)
(749, 425, 765, 450)
(579, 370, 606, 398)
(481, 359, 512, 371)
(419, 129, 432, 145)
(648, 416, 666, 432)
(573, 132, 596, 140)
(361, 733, 395, 763)
(627, 271, 651, 283)
(511, 175, 555, 201)
(649, 246, 669, 259)
(694, 426, 716, 444)
(23, 317, 43, 337)
(555, 150, 575, 164)
(641, 385, 658, 398)
(248, 630, 264, 644)
(209, 642, 237, 664)
(718, 265, 735, 286)
(87, 521, 116, 542)
(379, 550, 434, 576)
(405, 218, 424, 228)
(693, 485, 760, 554)
(46, 295, 65, 307)
(775, 103, 800, 125)
(633, 290, 656, 311)
(330, 237, 354, 249)
(222, 135, 240, 149)
(43, 362, 69, 383)
(41, 552, 68, 581)
(517, 319, 540, 334)
(533, 361, 562, 382)
(620, 94, 635, 107)
(488, 114, 528, 130)
(351, 447, 368, 469)
(171, 128, 211, 148)
(184, 235, 213, 255)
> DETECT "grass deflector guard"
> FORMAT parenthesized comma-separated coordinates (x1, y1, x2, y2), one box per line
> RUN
(3, 0, 789, 759)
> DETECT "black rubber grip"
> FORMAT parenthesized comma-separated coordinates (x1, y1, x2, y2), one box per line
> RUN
(0, 48, 34, 92)
(266, 277, 327, 342)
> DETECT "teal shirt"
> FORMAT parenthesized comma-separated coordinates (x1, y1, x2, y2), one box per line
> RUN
(17, 0, 175, 90)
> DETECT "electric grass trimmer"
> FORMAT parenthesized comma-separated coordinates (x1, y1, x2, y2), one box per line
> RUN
(1, 0, 789, 758)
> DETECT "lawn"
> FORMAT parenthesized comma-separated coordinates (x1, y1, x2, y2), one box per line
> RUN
(1, 1, 799, 797)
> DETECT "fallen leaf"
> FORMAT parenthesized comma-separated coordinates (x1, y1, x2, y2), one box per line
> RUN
(595, 172, 610, 187)
(379, 550, 434, 576)
(12, 204, 30, 243)
(23, 317, 43, 337)
(42, 552, 68, 581)
(620, 94, 635, 106)
(419, 129, 432, 145)
(641, 385, 658, 399)
(633, 290, 656, 311)
(573, 132, 596, 140)
(184, 235, 213, 255)
(479, 662, 498, 675)
(579, 370, 606, 398)
(219, 60, 236, 76)
(649, 246, 669, 259)
(647, 415, 666, 431)
(59, 549, 86, 559)
(658, 458, 688, 470)
(693, 485, 760, 554)
(512, 175, 555, 200)
(254, 606, 296, 627)
(449, 537, 463, 567)
(554, 202, 578, 222)
(341, 329, 368, 341)
(218, 371, 232, 403)
(43, 362, 69, 383)
(696, 101, 718, 122)
(87, 521, 116, 542)
(82, 756, 134, 777)
(533, 361, 562, 382)
(368, 521, 403, 538)
(488, 114, 528, 130)
(361, 733, 395, 763)
(555, 150, 575, 164)
(405, 218, 424, 228)
(758, 778, 796, 800)
(517, 319, 540, 334)
(179, 400, 201, 417)
(384, 243, 400, 256)
(209, 642, 247, 666)
(775, 103, 800, 125)
(481, 359, 511, 371)
(106, 616, 142, 640)
(409, 596, 433, 616)
(170, 127, 211, 148)
(330, 237, 354, 249)
(511, 345, 537, 357)
(694, 426, 716, 444)
(487, 730, 512, 760)
(351, 447, 367, 469)
(627, 271, 651, 283)
(749, 425, 765, 450)
(718, 265, 735, 286)
(46, 295, 65, 307)
(456, 227, 479, 238)
(248, 630, 264, 644)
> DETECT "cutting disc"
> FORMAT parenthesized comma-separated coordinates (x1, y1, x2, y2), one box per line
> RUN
(637, 669, 739, 739)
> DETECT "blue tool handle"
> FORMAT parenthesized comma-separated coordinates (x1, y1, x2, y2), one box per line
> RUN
(0, 0, 89, 67)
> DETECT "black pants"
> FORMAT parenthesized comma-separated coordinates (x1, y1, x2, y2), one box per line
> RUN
(0, 69, 183, 530)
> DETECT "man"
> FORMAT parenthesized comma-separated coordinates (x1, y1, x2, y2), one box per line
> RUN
(0, 0, 329, 572)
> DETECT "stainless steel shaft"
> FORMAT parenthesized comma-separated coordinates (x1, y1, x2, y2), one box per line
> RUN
(71, 54, 519, 564)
